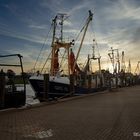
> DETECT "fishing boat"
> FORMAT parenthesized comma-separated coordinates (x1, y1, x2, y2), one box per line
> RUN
(29, 10, 105, 101)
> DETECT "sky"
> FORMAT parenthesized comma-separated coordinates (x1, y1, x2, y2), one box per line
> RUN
(0, 0, 140, 73)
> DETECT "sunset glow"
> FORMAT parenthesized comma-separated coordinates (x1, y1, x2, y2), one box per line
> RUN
(0, 0, 140, 74)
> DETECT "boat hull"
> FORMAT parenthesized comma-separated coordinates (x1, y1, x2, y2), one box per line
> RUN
(29, 78, 106, 101)
(29, 79, 70, 100)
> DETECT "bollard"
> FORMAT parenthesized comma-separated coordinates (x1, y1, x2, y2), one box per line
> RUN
(70, 74, 75, 95)
(44, 74, 49, 100)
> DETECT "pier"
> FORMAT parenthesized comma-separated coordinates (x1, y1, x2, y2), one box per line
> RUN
(0, 85, 140, 139)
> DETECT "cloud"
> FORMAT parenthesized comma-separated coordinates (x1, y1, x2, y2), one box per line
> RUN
(1, 0, 139, 73)
(40, 0, 63, 14)
(63, 20, 72, 26)
(28, 24, 48, 29)
(0, 43, 51, 72)
(67, 0, 92, 15)
(131, 27, 140, 44)
(63, 29, 78, 33)
(0, 29, 42, 44)
(104, 0, 140, 21)
(0, 23, 52, 45)
(2, 3, 18, 14)
(39, 0, 140, 69)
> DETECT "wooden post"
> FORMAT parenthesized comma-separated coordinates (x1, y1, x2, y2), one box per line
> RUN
(0, 70, 5, 108)
(44, 74, 49, 100)
(95, 74, 98, 88)
(67, 47, 70, 77)
(70, 74, 75, 95)
(108, 74, 112, 91)
(88, 75, 91, 92)
(98, 58, 103, 88)
(18, 54, 26, 95)
(115, 74, 118, 88)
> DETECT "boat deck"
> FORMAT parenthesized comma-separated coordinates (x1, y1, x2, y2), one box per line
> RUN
(0, 85, 140, 140)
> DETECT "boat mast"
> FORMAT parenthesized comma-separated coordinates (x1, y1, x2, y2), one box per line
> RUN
(73, 10, 93, 73)
(92, 39, 101, 71)
(50, 14, 71, 76)
(51, 16, 57, 47)
(135, 61, 140, 75)
(108, 47, 120, 73)
(50, 16, 57, 76)
(117, 49, 120, 73)
(57, 13, 68, 42)
(108, 47, 115, 73)
(121, 51, 126, 72)
(91, 39, 102, 86)
(127, 59, 131, 73)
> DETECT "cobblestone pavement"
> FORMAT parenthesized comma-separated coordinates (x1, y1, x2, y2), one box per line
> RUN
(0, 86, 140, 140)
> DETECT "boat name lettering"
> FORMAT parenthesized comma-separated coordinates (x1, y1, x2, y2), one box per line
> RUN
(54, 86, 63, 91)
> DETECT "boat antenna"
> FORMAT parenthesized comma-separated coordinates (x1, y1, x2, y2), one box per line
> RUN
(57, 13, 69, 42)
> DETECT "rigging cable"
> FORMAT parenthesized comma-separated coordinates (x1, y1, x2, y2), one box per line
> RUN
(40, 50, 52, 73)
(33, 23, 53, 72)
(73, 15, 88, 50)
(74, 24, 86, 42)
(58, 17, 88, 71)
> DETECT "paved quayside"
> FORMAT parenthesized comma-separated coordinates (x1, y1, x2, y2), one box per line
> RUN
(0, 86, 140, 140)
